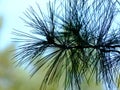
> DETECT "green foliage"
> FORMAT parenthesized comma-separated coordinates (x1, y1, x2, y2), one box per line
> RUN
(0, 46, 39, 90)
(0, 17, 3, 29)
(0, 46, 102, 90)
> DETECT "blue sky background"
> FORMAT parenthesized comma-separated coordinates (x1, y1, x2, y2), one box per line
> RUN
(0, 0, 48, 51)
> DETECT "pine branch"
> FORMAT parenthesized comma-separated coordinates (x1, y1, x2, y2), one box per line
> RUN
(12, 0, 120, 90)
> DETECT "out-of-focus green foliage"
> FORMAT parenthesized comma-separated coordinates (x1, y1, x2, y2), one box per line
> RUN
(0, 46, 61, 90)
(0, 46, 40, 90)
(81, 79, 102, 90)
(0, 45, 102, 90)
(0, 17, 2, 29)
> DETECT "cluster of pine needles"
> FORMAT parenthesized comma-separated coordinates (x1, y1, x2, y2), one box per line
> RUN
(13, 0, 120, 90)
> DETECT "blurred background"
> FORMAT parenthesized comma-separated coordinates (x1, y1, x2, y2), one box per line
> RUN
(0, 0, 105, 90)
